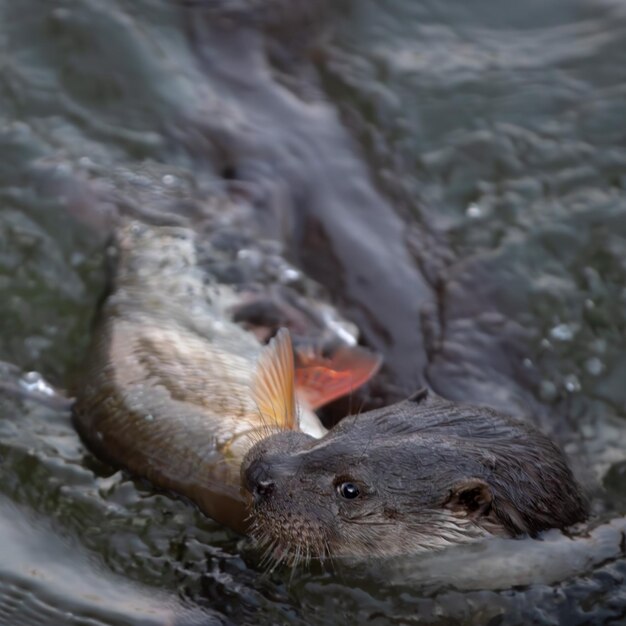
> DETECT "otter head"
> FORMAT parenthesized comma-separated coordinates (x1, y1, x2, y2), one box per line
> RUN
(241, 389, 588, 565)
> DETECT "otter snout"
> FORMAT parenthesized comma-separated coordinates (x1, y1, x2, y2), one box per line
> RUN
(244, 458, 276, 504)
(241, 430, 316, 505)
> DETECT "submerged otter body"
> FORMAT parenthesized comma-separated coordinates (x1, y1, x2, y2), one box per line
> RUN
(243, 389, 589, 562)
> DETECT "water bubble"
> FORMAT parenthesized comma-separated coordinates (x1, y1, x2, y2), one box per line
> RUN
(585, 357, 604, 376)
(584, 298, 595, 310)
(466, 203, 483, 218)
(162, 174, 176, 186)
(540, 338, 553, 350)
(549, 323, 576, 342)
(280, 267, 301, 284)
(144, 414, 154, 422)
(321, 310, 358, 346)
(522, 358, 533, 369)
(54, 163, 72, 176)
(237, 249, 262, 268)
(563, 442, 578, 455)
(539, 380, 558, 402)
(22, 372, 39, 384)
(563, 374, 581, 393)
(19, 371, 55, 397)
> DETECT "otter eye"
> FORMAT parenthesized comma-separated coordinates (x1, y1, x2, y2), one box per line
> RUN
(337, 482, 360, 499)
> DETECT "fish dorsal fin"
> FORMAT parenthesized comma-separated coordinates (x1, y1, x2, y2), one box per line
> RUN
(252, 328, 297, 431)
(295, 343, 383, 410)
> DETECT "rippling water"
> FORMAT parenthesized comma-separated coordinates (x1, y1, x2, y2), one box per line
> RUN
(1, 0, 626, 624)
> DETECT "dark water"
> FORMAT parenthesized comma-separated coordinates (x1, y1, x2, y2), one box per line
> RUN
(1, 0, 626, 624)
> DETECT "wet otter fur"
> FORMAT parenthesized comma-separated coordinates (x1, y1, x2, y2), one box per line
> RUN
(242, 389, 589, 564)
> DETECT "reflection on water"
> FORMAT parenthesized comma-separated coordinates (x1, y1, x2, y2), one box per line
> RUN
(1, 0, 626, 624)
(0, 496, 217, 626)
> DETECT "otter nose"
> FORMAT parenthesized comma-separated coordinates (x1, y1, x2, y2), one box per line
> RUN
(244, 459, 275, 504)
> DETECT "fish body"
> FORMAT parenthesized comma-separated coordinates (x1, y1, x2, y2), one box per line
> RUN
(73, 220, 378, 532)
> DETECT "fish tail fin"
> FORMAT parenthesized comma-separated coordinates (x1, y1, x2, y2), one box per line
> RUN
(294, 343, 382, 411)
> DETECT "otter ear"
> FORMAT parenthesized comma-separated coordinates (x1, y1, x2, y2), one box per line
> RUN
(445, 478, 492, 519)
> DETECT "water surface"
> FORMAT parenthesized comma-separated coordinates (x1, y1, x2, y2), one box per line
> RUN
(1, 0, 626, 624)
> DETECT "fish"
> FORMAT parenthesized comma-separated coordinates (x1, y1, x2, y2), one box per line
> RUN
(72, 219, 381, 533)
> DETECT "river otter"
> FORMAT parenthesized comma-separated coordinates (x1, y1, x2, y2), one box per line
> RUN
(242, 388, 589, 564)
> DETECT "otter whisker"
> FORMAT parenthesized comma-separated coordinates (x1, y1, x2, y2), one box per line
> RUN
(322, 539, 337, 574)
(251, 398, 271, 435)
(257, 538, 279, 571)
(259, 539, 280, 570)
(355, 417, 377, 465)
(288, 546, 302, 582)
